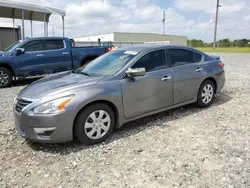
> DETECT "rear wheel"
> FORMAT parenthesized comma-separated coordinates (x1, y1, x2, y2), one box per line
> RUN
(197, 80, 215, 108)
(74, 103, 115, 145)
(0, 67, 13, 88)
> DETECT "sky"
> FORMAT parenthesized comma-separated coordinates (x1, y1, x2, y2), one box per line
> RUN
(0, 0, 250, 42)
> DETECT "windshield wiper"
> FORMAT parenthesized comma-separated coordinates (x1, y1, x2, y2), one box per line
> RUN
(79, 71, 91, 77)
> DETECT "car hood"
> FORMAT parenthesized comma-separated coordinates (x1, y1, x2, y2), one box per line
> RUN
(19, 71, 102, 98)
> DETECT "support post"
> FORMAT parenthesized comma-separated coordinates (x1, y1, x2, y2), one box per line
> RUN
(13, 18, 15, 40)
(46, 22, 49, 37)
(44, 13, 46, 37)
(12, 8, 16, 41)
(30, 20, 33, 37)
(21, 9, 25, 39)
(62, 16, 65, 37)
(30, 11, 33, 37)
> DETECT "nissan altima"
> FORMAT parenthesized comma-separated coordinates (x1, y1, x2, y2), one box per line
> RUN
(13, 45, 225, 145)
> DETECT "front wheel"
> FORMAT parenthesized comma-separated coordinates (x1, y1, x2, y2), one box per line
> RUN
(197, 80, 215, 108)
(74, 103, 115, 145)
(0, 67, 13, 88)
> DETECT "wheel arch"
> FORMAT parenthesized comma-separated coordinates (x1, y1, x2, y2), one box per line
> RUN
(202, 77, 217, 93)
(73, 100, 119, 137)
(0, 63, 16, 76)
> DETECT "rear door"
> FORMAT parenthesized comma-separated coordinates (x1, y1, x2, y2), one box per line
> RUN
(122, 49, 173, 119)
(167, 48, 206, 104)
(42, 39, 71, 73)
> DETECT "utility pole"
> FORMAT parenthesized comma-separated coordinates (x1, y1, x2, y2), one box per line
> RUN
(162, 10, 166, 40)
(213, 0, 221, 49)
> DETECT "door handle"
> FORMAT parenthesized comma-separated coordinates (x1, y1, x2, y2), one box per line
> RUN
(195, 68, 203, 72)
(161, 76, 172, 81)
(62, 52, 69, 55)
(37, 54, 44, 57)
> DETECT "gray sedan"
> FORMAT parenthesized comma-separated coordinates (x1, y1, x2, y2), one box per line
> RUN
(14, 45, 225, 145)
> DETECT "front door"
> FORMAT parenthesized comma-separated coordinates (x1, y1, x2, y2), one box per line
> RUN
(122, 49, 173, 119)
(14, 40, 46, 76)
(14, 39, 71, 76)
(167, 48, 206, 104)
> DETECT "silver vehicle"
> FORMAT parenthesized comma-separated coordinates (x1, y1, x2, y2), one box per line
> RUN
(14, 45, 225, 145)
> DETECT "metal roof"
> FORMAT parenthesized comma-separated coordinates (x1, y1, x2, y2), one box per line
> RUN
(0, 0, 66, 22)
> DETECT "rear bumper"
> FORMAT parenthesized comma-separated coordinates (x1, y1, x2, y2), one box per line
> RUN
(216, 70, 225, 93)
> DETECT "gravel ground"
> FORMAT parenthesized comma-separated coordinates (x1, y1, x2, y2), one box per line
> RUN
(1, 53, 250, 188)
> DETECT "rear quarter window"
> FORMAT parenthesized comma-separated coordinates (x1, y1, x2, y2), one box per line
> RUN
(194, 52, 203, 62)
(168, 49, 195, 67)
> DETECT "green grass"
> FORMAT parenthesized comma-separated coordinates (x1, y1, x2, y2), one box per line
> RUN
(196, 47, 250, 53)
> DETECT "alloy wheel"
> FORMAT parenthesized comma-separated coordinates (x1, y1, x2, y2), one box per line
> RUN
(0, 70, 9, 86)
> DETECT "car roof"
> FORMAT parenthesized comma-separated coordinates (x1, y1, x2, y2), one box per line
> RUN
(25, 37, 68, 40)
(118, 44, 200, 53)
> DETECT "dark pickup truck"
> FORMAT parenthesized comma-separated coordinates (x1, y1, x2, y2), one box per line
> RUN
(0, 37, 110, 88)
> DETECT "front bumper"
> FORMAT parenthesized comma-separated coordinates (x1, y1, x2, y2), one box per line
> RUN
(14, 106, 74, 143)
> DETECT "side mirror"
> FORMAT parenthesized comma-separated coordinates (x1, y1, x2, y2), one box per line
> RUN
(125, 67, 146, 77)
(16, 48, 25, 55)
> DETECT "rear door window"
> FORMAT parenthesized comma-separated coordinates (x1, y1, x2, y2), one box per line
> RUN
(168, 49, 195, 67)
(43, 40, 65, 50)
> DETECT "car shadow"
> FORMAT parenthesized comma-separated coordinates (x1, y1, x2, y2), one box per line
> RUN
(27, 90, 233, 155)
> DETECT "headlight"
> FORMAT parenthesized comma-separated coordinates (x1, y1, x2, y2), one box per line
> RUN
(33, 95, 74, 114)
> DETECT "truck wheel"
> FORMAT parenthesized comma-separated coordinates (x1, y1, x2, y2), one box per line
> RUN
(74, 103, 115, 145)
(0, 67, 13, 88)
(81, 60, 91, 67)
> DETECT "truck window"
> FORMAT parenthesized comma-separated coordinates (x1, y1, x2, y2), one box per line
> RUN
(43, 40, 65, 50)
(22, 41, 46, 52)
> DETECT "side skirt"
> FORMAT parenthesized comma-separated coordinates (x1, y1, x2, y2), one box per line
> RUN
(117, 98, 197, 128)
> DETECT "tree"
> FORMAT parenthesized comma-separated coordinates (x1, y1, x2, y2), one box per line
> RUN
(187, 38, 250, 48)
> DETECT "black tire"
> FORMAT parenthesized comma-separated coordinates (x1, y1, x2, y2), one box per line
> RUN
(74, 103, 115, 145)
(0, 67, 13, 88)
(81, 59, 92, 67)
(197, 80, 215, 108)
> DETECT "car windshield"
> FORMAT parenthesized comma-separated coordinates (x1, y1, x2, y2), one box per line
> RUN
(79, 50, 139, 76)
(3, 40, 23, 52)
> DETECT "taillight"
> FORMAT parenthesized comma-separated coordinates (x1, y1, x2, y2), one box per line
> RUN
(105, 47, 111, 53)
(218, 62, 224, 69)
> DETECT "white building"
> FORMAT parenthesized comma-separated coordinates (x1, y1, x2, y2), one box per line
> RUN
(73, 32, 187, 46)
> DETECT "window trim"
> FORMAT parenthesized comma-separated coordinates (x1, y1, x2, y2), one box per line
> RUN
(166, 48, 205, 68)
(20, 39, 66, 53)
